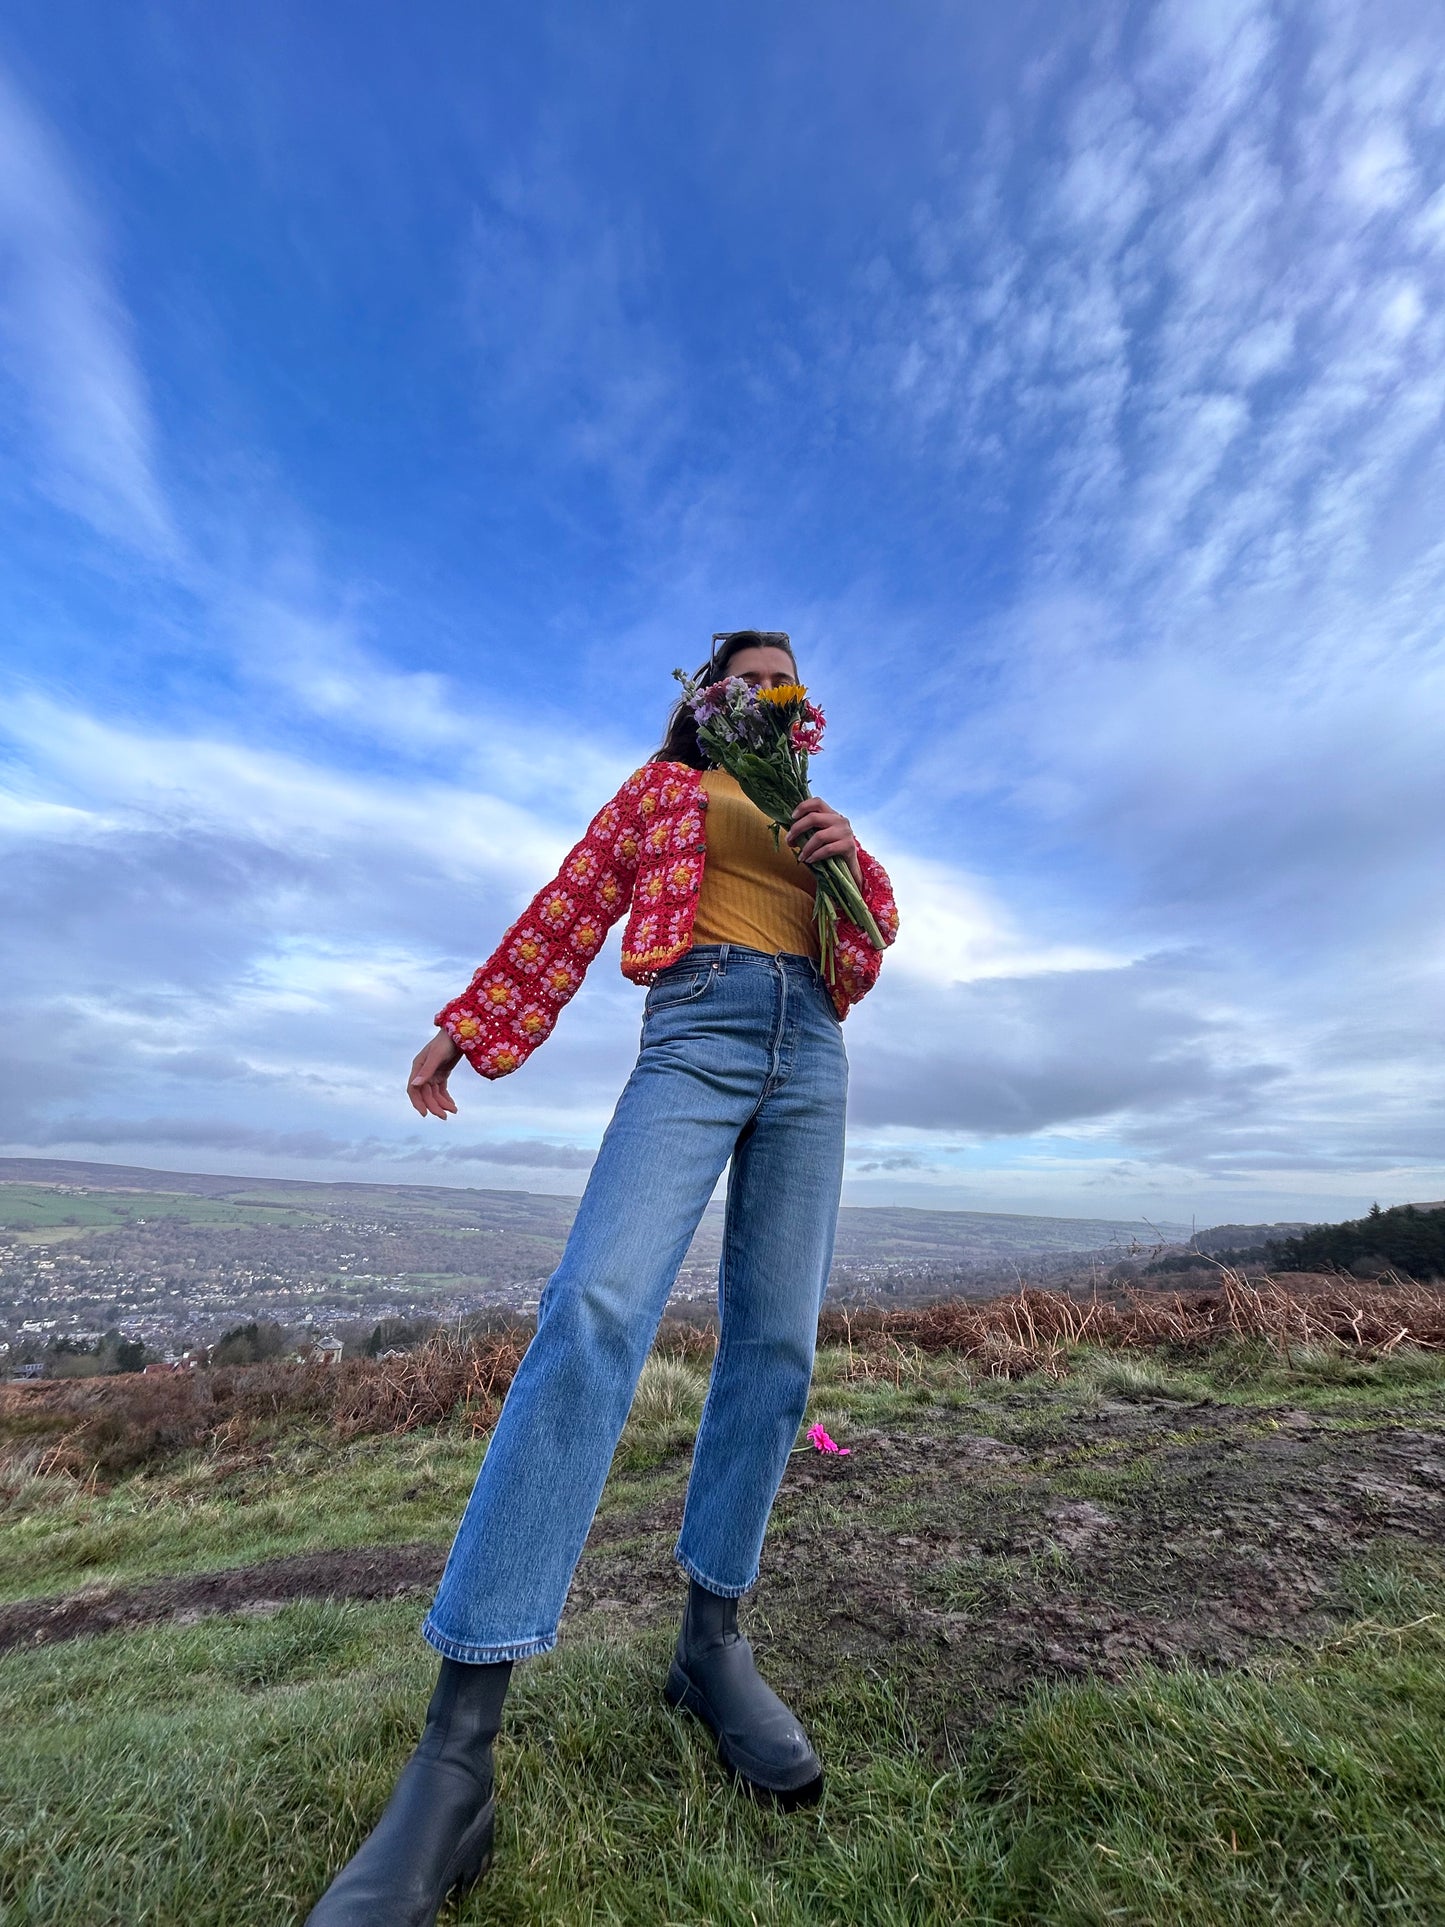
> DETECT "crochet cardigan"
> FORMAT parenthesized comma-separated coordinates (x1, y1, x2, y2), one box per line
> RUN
(435, 759, 899, 1079)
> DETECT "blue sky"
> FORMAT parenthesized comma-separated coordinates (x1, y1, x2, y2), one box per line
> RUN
(2, 0, 1442, 1224)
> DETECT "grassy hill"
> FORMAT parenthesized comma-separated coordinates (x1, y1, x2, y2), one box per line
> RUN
(0, 1156, 1193, 1263)
(2, 1275, 1442, 1924)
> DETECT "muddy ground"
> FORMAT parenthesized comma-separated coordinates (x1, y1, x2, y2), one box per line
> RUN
(5, 1392, 1443, 1748)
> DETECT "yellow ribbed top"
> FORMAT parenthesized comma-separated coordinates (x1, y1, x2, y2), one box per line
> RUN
(692, 768, 819, 961)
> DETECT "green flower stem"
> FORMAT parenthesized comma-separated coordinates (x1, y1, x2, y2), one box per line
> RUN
(691, 703, 885, 990)
(813, 853, 886, 950)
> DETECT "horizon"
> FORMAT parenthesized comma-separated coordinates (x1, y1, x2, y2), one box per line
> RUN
(0, 1154, 1209, 1234)
(2, 4, 1443, 1224)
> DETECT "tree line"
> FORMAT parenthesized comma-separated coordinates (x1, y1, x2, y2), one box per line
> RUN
(1270, 1202, 1444, 1280)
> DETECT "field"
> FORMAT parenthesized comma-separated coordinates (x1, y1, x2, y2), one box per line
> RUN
(2, 1277, 1443, 1925)
(0, 1159, 1198, 1366)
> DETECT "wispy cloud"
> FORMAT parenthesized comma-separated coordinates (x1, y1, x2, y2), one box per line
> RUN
(25, 1114, 597, 1172)
(462, 133, 685, 499)
(873, 0, 1445, 621)
(0, 60, 178, 556)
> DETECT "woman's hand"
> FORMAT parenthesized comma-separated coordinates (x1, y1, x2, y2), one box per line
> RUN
(407, 1030, 463, 1120)
(785, 797, 863, 886)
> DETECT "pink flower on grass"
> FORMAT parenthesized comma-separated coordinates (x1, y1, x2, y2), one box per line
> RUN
(807, 1422, 851, 1456)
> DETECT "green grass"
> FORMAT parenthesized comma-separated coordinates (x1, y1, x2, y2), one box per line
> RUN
(0, 1428, 481, 1602)
(1, 1582, 1441, 1925)
(5, 1341, 1442, 1605)
(0, 1181, 326, 1240)
(3, 1340, 1443, 1921)
(0, 1360, 968, 1604)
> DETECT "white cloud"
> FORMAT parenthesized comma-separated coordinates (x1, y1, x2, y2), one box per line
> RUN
(870, 0, 1445, 627)
(868, 847, 1133, 986)
(0, 61, 177, 555)
(1339, 122, 1418, 212)
(0, 693, 577, 891)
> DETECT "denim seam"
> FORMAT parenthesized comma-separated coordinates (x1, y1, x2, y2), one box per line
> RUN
(672, 1545, 758, 1598)
(759, 955, 790, 1101)
(422, 1614, 558, 1664)
(674, 1122, 751, 1583)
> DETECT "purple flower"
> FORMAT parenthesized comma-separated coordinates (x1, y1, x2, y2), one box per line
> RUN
(692, 679, 735, 722)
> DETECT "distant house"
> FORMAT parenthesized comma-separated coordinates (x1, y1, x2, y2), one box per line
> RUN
(312, 1334, 345, 1365)
(143, 1361, 180, 1375)
(10, 1362, 45, 1381)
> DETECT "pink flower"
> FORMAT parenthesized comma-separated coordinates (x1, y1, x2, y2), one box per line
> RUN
(807, 1422, 851, 1456)
(790, 702, 826, 755)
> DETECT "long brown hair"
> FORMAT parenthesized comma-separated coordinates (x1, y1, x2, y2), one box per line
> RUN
(654, 629, 799, 768)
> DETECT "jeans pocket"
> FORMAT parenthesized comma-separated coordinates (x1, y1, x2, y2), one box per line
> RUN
(644, 964, 714, 1013)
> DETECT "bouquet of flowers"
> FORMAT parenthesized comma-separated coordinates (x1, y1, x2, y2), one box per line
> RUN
(672, 668, 886, 983)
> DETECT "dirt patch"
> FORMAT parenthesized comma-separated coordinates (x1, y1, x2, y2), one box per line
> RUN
(564, 1397, 1445, 1745)
(0, 1543, 447, 1654)
(6, 1396, 1445, 1748)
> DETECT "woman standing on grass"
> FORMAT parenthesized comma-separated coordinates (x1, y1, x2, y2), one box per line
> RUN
(306, 631, 898, 1927)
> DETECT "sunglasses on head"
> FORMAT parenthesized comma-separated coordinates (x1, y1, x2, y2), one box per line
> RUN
(708, 630, 792, 676)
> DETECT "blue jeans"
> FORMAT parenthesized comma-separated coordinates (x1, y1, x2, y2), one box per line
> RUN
(422, 943, 849, 1663)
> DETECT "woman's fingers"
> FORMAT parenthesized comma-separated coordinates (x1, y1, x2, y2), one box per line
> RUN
(787, 796, 834, 833)
(407, 1033, 461, 1119)
(787, 797, 857, 867)
(410, 1078, 454, 1121)
(799, 831, 852, 864)
(788, 798, 848, 827)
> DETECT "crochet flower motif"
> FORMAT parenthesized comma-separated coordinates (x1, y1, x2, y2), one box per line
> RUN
(538, 888, 577, 931)
(568, 915, 605, 957)
(541, 957, 584, 1002)
(476, 971, 519, 1015)
(505, 926, 548, 976)
(513, 1001, 554, 1042)
(664, 854, 702, 898)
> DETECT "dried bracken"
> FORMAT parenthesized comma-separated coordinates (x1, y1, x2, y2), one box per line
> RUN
(817, 1269, 1445, 1381)
(5, 1272, 1442, 1485)
(328, 1332, 523, 1442)
(1, 1330, 527, 1482)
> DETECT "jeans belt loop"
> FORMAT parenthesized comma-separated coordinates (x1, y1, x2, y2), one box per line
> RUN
(716, 943, 729, 975)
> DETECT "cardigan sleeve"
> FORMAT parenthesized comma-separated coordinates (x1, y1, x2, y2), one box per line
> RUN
(828, 843, 899, 1013)
(434, 776, 645, 1079)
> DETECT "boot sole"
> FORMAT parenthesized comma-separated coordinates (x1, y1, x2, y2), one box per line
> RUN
(664, 1663, 824, 1809)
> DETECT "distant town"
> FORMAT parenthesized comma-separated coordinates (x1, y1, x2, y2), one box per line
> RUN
(0, 1157, 1310, 1377)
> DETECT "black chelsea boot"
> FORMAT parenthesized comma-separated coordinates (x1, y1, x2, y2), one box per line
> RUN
(305, 1656, 512, 1926)
(664, 1579, 823, 1805)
